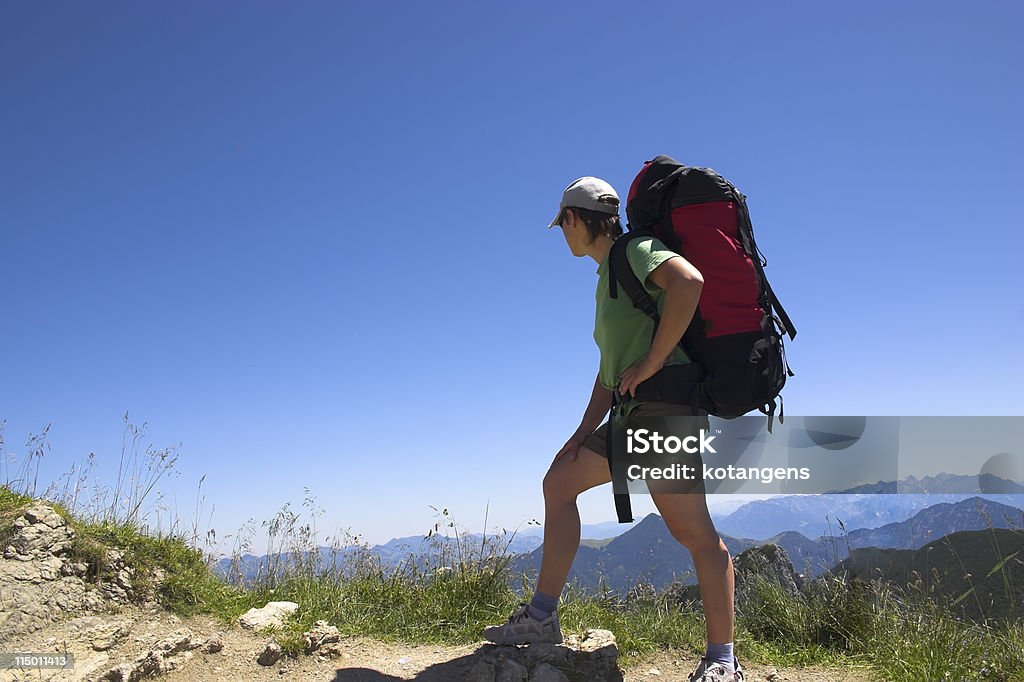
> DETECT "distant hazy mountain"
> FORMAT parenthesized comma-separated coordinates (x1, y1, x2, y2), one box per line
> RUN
(842, 497, 1024, 549)
(509, 513, 759, 595)
(745, 496, 1024, 579)
(715, 486, 1024, 540)
(215, 496, 1024, 594)
(519, 519, 641, 541)
(510, 497, 1024, 594)
(371, 532, 542, 566)
(831, 473, 1024, 495)
(214, 531, 542, 584)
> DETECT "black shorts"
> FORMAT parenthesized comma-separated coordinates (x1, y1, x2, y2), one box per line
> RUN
(583, 400, 709, 494)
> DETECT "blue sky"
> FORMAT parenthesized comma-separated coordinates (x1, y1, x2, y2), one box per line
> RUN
(2, 1, 1022, 556)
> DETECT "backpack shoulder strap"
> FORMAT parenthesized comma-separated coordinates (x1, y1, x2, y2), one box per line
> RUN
(608, 232, 660, 324)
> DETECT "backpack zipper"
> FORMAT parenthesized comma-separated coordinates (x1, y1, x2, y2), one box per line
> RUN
(671, 193, 736, 208)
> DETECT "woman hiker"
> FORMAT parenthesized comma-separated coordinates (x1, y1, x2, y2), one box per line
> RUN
(481, 177, 743, 682)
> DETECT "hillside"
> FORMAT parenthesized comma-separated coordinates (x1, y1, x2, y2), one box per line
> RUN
(715, 490, 1024, 540)
(837, 527, 1024, 622)
(511, 497, 1024, 594)
(0, 498, 880, 681)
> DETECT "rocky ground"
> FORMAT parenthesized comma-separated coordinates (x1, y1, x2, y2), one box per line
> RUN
(0, 605, 877, 682)
(0, 502, 877, 682)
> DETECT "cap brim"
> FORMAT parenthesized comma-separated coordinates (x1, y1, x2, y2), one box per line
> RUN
(548, 207, 564, 228)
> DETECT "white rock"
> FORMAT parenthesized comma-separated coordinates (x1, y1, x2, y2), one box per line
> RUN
(237, 601, 299, 631)
(578, 628, 617, 653)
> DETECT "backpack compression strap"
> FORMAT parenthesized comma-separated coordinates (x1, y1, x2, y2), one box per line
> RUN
(604, 233, 658, 523)
(605, 389, 634, 524)
(732, 191, 798, 342)
(606, 232, 661, 524)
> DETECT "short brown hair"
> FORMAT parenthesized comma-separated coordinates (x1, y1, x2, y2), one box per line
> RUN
(566, 195, 623, 244)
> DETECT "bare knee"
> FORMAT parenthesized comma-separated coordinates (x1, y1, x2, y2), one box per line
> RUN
(543, 466, 577, 505)
(667, 523, 725, 553)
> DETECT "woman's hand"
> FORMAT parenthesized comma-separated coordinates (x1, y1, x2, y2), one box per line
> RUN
(552, 430, 589, 466)
(617, 354, 667, 399)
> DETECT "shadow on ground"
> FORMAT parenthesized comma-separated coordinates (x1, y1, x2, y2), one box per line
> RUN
(329, 643, 620, 681)
(330, 645, 479, 680)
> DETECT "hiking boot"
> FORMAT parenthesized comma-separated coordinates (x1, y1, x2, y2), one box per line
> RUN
(481, 602, 563, 645)
(688, 655, 745, 681)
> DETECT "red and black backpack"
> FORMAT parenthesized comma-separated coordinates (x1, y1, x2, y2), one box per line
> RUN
(610, 155, 797, 429)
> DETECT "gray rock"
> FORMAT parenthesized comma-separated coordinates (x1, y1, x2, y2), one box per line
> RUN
(0, 501, 166, 649)
(0, 559, 97, 643)
(3, 504, 74, 561)
(302, 619, 341, 653)
(495, 657, 528, 682)
(69, 615, 107, 632)
(257, 640, 284, 666)
(203, 633, 224, 653)
(527, 642, 572, 668)
(90, 622, 133, 651)
(98, 549, 137, 603)
(573, 629, 620, 680)
(473, 628, 622, 681)
(38, 555, 67, 581)
(575, 628, 617, 654)
(661, 580, 702, 610)
(152, 629, 201, 657)
(466, 658, 496, 682)
(74, 652, 114, 680)
(531, 662, 571, 682)
(667, 544, 806, 616)
(319, 641, 346, 659)
(733, 543, 804, 609)
(101, 629, 202, 680)
(62, 560, 89, 577)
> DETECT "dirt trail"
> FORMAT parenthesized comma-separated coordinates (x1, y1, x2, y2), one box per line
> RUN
(1, 604, 877, 682)
(159, 612, 879, 681)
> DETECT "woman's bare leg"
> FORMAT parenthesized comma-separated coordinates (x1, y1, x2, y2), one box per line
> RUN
(536, 446, 612, 597)
(650, 489, 734, 645)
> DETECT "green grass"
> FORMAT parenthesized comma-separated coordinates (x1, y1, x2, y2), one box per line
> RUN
(2, 417, 1024, 679)
(5, 482, 1024, 678)
(737, 571, 1024, 680)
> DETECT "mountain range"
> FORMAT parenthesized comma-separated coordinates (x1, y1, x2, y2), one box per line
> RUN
(508, 496, 1024, 595)
(713, 488, 1024, 540)
(213, 476, 1024, 594)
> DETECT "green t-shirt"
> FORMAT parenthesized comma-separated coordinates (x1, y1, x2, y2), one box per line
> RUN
(594, 236, 692, 391)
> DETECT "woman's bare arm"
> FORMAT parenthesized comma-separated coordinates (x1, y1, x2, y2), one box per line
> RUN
(617, 256, 703, 398)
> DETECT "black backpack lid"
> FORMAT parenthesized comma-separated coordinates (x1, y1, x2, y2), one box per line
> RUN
(625, 156, 683, 229)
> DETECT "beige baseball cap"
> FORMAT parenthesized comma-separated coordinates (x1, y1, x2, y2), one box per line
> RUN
(548, 176, 620, 228)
